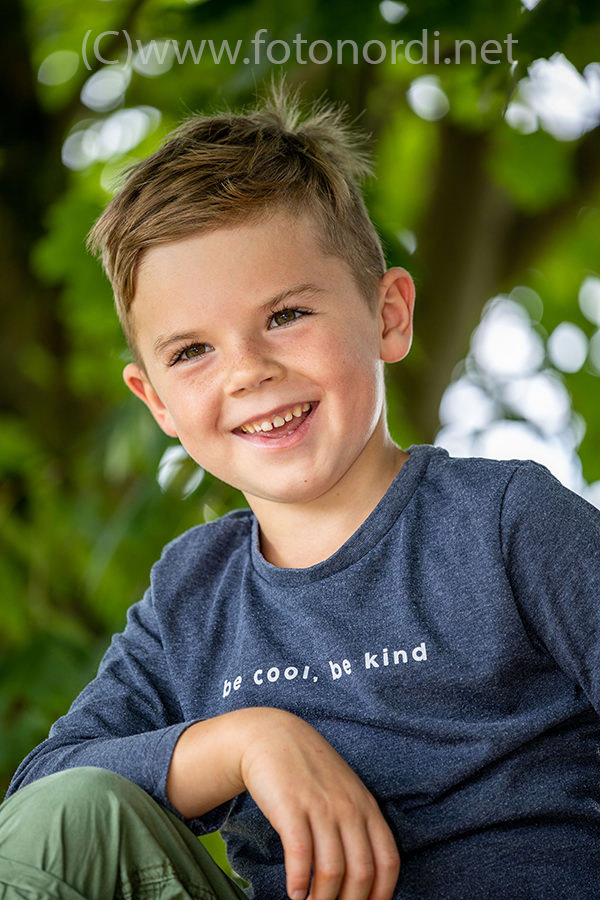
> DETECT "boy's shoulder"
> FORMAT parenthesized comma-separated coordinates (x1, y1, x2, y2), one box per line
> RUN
(163, 505, 253, 559)
(411, 442, 557, 501)
(409, 444, 600, 542)
(149, 506, 254, 592)
(419, 444, 598, 538)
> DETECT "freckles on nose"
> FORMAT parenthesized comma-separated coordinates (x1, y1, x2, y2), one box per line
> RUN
(230, 343, 267, 374)
(225, 343, 284, 392)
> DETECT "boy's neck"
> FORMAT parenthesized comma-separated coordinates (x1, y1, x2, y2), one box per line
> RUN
(247, 439, 410, 569)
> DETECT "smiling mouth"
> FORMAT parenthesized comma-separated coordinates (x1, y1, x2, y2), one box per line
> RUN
(235, 402, 317, 439)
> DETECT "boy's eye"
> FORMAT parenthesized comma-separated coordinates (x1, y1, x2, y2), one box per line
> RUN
(269, 308, 309, 328)
(169, 343, 212, 366)
(182, 344, 205, 359)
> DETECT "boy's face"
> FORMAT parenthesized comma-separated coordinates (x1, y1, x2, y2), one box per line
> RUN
(123, 210, 414, 509)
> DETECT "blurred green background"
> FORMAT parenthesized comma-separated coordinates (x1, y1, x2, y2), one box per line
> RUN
(2, 0, 600, 873)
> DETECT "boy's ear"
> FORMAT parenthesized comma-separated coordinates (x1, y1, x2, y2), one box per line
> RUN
(122, 364, 179, 438)
(377, 267, 415, 364)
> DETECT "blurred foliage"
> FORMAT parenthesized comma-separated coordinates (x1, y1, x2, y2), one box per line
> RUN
(2, 0, 600, 878)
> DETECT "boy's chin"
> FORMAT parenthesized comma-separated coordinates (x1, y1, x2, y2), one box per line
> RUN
(240, 476, 339, 508)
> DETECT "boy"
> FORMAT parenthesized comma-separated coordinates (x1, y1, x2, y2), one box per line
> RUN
(1, 82, 600, 900)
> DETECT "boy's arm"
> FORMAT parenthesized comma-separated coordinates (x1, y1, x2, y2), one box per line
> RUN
(167, 708, 400, 900)
(501, 460, 600, 703)
(8, 584, 400, 900)
(6, 586, 199, 820)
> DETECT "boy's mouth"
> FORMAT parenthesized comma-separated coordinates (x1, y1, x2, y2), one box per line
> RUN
(234, 401, 317, 439)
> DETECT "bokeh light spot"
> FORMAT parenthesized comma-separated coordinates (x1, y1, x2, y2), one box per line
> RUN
(547, 322, 588, 373)
(38, 50, 79, 86)
(407, 76, 449, 121)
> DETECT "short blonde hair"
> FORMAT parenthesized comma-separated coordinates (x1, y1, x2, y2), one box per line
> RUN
(87, 79, 386, 367)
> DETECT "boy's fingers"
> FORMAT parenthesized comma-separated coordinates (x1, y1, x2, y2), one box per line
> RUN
(307, 821, 345, 900)
(365, 815, 401, 900)
(282, 815, 313, 900)
(337, 821, 375, 900)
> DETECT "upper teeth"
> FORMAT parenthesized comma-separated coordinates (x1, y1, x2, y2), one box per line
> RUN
(240, 402, 312, 433)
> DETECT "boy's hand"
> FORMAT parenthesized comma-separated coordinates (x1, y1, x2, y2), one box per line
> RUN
(167, 707, 400, 900)
(238, 708, 400, 900)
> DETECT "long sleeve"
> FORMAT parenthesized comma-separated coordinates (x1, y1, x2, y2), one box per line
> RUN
(5, 584, 206, 826)
(500, 459, 600, 710)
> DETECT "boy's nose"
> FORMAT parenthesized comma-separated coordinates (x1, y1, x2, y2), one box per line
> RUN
(224, 339, 285, 396)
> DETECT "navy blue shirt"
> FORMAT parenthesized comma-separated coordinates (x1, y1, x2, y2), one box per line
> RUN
(8, 444, 600, 898)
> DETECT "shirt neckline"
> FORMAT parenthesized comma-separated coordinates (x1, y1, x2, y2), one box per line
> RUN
(249, 443, 441, 585)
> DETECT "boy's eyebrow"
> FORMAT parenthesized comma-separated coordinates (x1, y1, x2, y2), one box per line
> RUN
(152, 283, 325, 358)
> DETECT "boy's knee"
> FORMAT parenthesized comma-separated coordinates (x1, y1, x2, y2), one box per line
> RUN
(0, 767, 148, 843)
(10, 766, 135, 806)
(0, 769, 163, 891)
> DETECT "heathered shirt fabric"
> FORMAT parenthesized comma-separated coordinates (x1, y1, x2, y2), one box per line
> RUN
(7, 443, 600, 898)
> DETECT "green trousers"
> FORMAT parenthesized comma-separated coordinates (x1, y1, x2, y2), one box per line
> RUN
(0, 767, 248, 899)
